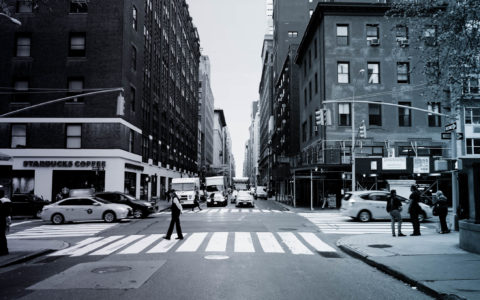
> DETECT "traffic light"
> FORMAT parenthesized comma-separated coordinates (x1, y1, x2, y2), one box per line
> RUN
(315, 108, 326, 126)
(116, 92, 125, 116)
(359, 120, 367, 138)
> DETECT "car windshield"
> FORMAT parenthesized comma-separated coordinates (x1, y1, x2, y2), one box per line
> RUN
(93, 197, 111, 204)
(172, 183, 195, 191)
(206, 185, 223, 192)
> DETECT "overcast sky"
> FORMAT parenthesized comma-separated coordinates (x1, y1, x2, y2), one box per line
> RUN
(187, 0, 268, 176)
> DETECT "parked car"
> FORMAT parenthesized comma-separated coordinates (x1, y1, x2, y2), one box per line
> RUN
(340, 190, 433, 222)
(94, 192, 155, 218)
(235, 191, 254, 208)
(254, 186, 268, 200)
(41, 197, 132, 224)
(11, 193, 50, 218)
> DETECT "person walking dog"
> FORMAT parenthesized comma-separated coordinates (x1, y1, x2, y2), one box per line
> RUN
(434, 190, 450, 234)
(386, 190, 405, 237)
(409, 185, 422, 236)
(165, 189, 184, 240)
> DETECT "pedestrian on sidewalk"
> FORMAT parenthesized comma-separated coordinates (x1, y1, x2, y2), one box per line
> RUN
(0, 190, 12, 256)
(192, 187, 202, 212)
(434, 190, 450, 234)
(386, 190, 405, 237)
(165, 189, 184, 240)
(408, 185, 422, 236)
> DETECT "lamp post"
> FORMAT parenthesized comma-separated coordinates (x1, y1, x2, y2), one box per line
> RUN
(351, 69, 365, 192)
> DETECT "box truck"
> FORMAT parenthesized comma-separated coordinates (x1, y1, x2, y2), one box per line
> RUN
(171, 177, 200, 206)
(205, 176, 227, 207)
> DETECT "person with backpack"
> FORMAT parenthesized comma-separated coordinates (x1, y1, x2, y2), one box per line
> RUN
(386, 190, 405, 237)
(409, 185, 422, 236)
(434, 190, 450, 234)
(164, 189, 184, 240)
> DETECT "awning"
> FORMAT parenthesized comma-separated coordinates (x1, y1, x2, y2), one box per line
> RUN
(0, 152, 12, 161)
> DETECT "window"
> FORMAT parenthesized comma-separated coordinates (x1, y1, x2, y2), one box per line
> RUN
(69, 33, 86, 57)
(70, 0, 88, 13)
(465, 108, 480, 124)
(66, 124, 81, 148)
(368, 103, 382, 126)
(309, 115, 313, 139)
(308, 50, 312, 69)
(366, 24, 379, 41)
(467, 139, 480, 155)
(397, 62, 410, 83)
(336, 25, 348, 46)
(339, 103, 351, 126)
(302, 121, 307, 142)
(13, 80, 29, 102)
(131, 45, 137, 71)
(15, 35, 31, 57)
(314, 38, 317, 59)
(464, 75, 480, 94)
(16, 0, 32, 13)
(129, 130, 134, 152)
(309, 9, 313, 17)
(367, 63, 380, 84)
(303, 60, 307, 77)
(130, 86, 136, 112)
(132, 6, 138, 31)
(314, 73, 318, 94)
(398, 102, 411, 127)
(308, 81, 312, 102)
(288, 31, 298, 38)
(11, 124, 26, 148)
(396, 25, 408, 43)
(428, 102, 441, 127)
(304, 88, 307, 106)
(423, 25, 437, 46)
(337, 62, 349, 83)
(67, 78, 84, 103)
(142, 135, 149, 159)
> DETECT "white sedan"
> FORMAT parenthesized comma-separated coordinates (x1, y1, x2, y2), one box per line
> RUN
(42, 197, 132, 224)
(236, 191, 254, 207)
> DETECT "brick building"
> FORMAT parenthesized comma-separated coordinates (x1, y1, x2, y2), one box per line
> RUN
(0, 0, 200, 201)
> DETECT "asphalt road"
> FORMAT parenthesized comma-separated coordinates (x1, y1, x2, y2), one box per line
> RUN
(0, 200, 433, 300)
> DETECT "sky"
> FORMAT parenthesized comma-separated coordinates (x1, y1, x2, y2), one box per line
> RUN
(187, 0, 268, 176)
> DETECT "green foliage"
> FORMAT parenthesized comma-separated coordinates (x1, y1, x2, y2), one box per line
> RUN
(388, 0, 480, 104)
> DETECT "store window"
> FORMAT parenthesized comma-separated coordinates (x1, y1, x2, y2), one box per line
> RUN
(66, 124, 81, 148)
(11, 124, 26, 148)
(124, 172, 137, 196)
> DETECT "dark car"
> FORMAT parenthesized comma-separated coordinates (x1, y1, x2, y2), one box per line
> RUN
(11, 193, 50, 218)
(94, 192, 155, 218)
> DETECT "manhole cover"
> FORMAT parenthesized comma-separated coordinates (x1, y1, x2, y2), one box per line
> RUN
(91, 266, 132, 274)
(368, 244, 392, 249)
(204, 255, 229, 260)
(279, 228, 297, 231)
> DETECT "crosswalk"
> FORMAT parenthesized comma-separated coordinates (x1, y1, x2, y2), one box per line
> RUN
(49, 231, 337, 257)
(154, 208, 291, 215)
(8, 223, 117, 239)
(300, 213, 427, 235)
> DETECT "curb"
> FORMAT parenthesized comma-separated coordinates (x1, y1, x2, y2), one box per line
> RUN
(337, 242, 466, 300)
(0, 249, 54, 268)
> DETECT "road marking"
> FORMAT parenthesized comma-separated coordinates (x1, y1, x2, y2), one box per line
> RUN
(299, 232, 336, 252)
(257, 232, 284, 253)
(205, 232, 228, 252)
(272, 210, 282, 213)
(260, 209, 270, 213)
(147, 234, 188, 253)
(278, 232, 313, 255)
(90, 235, 144, 255)
(208, 209, 220, 213)
(176, 232, 208, 252)
(69, 235, 124, 257)
(252, 209, 261, 213)
(234, 232, 255, 253)
(10, 220, 41, 227)
(8, 223, 117, 239)
(119, 234, 163, 254)
(230, 209, 239, 213)
(49, 237, 103, 256)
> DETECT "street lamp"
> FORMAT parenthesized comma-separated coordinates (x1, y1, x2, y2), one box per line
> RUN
(351, 69, 365, 192)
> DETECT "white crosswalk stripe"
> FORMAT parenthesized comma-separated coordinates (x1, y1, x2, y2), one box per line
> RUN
(8, 223, 117, 239)
(49, 231, 337, 257)
(300, 213, 427, 234)
(154, 208, 290, 215)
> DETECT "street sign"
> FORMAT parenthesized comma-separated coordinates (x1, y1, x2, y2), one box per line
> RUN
(441, 132, 464, 140)
(444, 122, 456, 132)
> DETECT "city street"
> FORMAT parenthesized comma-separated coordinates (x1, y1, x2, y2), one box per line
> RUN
(0, 200, 432, 300)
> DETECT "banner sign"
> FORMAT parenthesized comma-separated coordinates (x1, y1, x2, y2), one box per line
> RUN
(382, 157, 406, 170)
(413, 157, 430, 173)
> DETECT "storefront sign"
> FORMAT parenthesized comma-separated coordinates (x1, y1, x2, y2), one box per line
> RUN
(413, 157, 430, 173)
(382, 157, 406, 170)
(23, 160, 106, 168)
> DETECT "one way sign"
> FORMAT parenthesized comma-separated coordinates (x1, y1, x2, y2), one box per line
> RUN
(441, 132, 464, 140)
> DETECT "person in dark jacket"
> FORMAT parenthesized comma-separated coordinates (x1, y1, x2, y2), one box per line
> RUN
(0, 190, 12, 255)
(165, 189, 184, 240)
(192, 187, 202, 212)
(435, 190, 450, 234)
(409, 185, 422, 236)
(386, 190, 406, 237)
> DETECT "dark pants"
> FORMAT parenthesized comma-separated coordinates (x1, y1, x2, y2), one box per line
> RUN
(166, 213, 183, 238)
(192, 200, 201, 211)
(439, 210, 449, 232)
(410, 214, 421, 235)
(0, 221, 8, 255)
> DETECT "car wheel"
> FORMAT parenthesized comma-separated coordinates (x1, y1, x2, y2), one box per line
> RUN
(357, 210, 372, 222)
(133, 209, 143, 219)
(51, 213, 64, 225)
(418, 211, 426, 223)
(34, 209, 42, 219)
(103, 211, 116, 223)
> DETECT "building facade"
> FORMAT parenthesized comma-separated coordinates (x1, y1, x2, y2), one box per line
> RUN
(198, 55, 214, 179)
(0, 0, 200, 201)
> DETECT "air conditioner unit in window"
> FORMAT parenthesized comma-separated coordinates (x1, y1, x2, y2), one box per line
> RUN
(314, 125, 318, 132)
(399, 40, 409, 47)
(369, 39, 380, 46)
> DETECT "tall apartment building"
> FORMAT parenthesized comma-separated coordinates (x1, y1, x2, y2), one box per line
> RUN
(244, 101, 259, 185)
(0, 0, 200, 201)
(294, 2, 448, 207)
(198, 55, 214, 178)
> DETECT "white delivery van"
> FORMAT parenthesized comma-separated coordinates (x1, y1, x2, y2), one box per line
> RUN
(171, 177, 200, 205)
(205, 176, 227, 207)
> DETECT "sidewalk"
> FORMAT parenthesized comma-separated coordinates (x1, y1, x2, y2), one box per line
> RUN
(273, 198, 339, 213)
(0, 239, 68, 268)
(337, 231, 480, 300)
